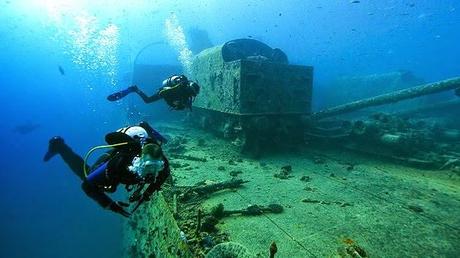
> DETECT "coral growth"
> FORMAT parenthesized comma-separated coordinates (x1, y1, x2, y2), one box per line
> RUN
(205, 242, 254, 258)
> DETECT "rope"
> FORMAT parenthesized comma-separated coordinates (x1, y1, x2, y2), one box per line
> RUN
(310, 151, 460, 232)
(229, 151, 459, 256)
(234, 191, 318, 258)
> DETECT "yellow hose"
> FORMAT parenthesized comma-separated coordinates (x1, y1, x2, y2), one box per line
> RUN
(83, 142, 129, 178)
(158, 83, 181, 96)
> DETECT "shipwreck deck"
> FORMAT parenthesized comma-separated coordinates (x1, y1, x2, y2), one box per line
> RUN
(124, 122, 460, 258)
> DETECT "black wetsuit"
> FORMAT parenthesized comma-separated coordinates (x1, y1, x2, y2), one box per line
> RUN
(135, 84, 193, 110)
(57, 141, 170, 209)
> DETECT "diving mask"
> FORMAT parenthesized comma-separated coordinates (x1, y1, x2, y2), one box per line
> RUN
(129, 155, 164, 179)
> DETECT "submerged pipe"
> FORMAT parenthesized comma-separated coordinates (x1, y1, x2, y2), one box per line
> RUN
(311, 77, 460, 120)
(395, 99, 460, 117)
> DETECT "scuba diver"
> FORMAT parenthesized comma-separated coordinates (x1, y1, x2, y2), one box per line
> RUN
(43, 121, 170, 217)
(107, 74, 200, 111)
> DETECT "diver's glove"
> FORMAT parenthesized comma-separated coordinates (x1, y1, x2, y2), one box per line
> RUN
(108, 201, 131, 217)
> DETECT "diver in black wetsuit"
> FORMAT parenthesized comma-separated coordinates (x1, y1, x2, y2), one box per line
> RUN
(107, 75, 200, 110)
(43, 121, 170, 217)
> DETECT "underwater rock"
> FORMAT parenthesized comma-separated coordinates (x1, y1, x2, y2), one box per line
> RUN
(267, 204, 284, 214)
(274, 165, 293, 179)
(229, 170, 243, 177)
(300, 175, 312, 182)
(346, 164, 354, 171)
(281, 165, 292, 172)
(201, 216, 219, 233)
(205, 242, 255, 258)
(408, 204, 424, 213)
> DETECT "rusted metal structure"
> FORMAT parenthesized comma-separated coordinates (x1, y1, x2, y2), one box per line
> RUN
(312, 77, 460, 120)
(124, 39, 460, 258)
(189, 39, 313, 154)
(131, 39, 459, 161)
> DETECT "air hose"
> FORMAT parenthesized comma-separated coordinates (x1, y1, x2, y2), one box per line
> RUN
(83, 142, 129, 178)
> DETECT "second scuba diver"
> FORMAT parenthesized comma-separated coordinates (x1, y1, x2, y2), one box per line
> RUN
(107, 74, 200, 111)
(43, 121, 170, 217)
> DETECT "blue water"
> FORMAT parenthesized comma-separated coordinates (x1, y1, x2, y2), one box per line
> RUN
(0, 1, 459, 257)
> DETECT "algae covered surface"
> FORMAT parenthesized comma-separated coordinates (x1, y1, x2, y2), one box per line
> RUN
(123, 122, 460, 258)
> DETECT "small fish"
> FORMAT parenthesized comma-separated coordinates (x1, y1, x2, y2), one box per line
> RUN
(58, 65, 65, 76)
(12, 123, 41, 135)
(350, 0, 360, 3)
